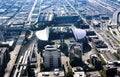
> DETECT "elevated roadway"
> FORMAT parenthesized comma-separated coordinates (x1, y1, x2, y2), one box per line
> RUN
(111, 9, 120, 26)
(4, 31, 26, 77)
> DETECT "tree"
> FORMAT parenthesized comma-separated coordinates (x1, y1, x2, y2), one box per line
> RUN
(66, 67, 73, 77)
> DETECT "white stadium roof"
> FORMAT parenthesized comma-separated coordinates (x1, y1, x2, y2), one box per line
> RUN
(35, 27, 49, 41)
(71, 25, 86, 40)
(36, 26, 86, 41)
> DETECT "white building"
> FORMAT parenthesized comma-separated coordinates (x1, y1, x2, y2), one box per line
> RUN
(43, 45, 61, 68)
(37, 69, 65, 77)
(74, 71, 86, 77)
(71, 25, 86, 41)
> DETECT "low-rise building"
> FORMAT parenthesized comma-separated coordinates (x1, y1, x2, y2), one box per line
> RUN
(37, 69, 65, 77)
(104, 65, 117, 77)
(90, 54, 102, 70)
(86, 71, 101, 77)
(73, 71, 86, 77)
(69, 43, 83, 67)
(92, 38, 108, 49)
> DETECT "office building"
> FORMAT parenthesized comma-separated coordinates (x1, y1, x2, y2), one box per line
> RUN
(43, 45, 61, 68)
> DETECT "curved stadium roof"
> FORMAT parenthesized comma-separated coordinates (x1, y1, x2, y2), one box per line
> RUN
(71, 25, 86, 40)
(35, 27, 49, 41)
(36, 25, 86, 41)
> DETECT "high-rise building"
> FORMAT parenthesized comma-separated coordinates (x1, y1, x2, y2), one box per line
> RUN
(70, 43, 83, 66)
(43, 45, 61, 68)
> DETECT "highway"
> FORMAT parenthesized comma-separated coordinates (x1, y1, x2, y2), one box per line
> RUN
(111, 9, 120, 25)
(4, 31, 26, 77)
(11, 34, 34, 74)
(27, 0, 38, 25)
(13, 37, 36, 77)
(4, 0, 42, 76)
(34, 41, 41, 73)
